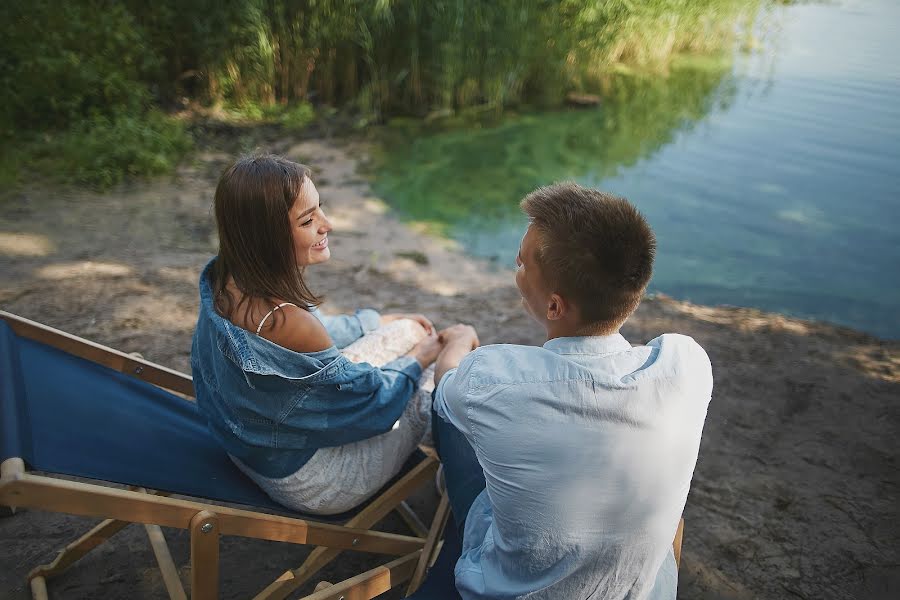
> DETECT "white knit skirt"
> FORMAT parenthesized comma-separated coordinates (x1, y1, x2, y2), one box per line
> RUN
(233, 319, 434, 514)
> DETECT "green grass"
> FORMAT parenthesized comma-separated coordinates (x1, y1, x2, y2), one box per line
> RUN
(220, 101, 316, 131)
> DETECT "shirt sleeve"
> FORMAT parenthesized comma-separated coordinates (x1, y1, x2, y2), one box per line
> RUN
(313, 307, 382, 349)
(434, 368, 465, 430)
(434, 350, 481, 441)
(274, 354, 424, 450)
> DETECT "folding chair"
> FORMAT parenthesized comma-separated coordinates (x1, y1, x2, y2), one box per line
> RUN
(0, 310, 444, 599)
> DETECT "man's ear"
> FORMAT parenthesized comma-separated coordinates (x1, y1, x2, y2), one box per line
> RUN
(546, 293, 568, 321)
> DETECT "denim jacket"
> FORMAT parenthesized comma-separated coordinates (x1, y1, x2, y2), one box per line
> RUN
(190, 258, 423, 478)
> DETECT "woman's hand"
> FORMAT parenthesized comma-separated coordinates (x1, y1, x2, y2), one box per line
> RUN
(381, 313, 435, 335)
(407, 331, 444, 369)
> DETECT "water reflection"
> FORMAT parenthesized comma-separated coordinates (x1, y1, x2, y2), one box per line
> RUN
(373, 1, 900, 338)
(375, 61, 737, 240)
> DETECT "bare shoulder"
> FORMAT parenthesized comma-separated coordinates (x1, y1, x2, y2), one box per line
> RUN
(260, 304, 333, 353)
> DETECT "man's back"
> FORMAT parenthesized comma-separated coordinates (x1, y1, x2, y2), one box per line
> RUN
(435, 332, 713, 600)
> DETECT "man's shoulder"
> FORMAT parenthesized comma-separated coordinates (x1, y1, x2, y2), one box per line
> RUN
(647, 333, 709, 360)
(642, 333, 712, 384)
(455, 343, 560, 388)
(464, 343, 553, 367)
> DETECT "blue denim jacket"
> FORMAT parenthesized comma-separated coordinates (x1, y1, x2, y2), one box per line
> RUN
(190, 258, 423, 478)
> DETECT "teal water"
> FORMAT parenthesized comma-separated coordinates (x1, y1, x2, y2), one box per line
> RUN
(373, 0, 900, 339)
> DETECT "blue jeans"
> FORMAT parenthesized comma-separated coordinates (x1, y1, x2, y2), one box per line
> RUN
(432, 405, 487, 537)
(405, 407, 483, 600)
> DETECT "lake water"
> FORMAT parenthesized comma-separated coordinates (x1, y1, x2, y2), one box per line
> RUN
(373, 0, 900, 339)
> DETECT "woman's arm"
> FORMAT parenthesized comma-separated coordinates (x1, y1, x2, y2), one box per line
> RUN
(311, 307, 382, 349)
(274, 354, 425, 449)
(255, 306, 440, 448)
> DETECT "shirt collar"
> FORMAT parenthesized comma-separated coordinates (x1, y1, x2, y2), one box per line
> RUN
(542, 334, 632, 356)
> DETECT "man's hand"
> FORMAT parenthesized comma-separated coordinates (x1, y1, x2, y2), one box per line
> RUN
(435, 324, 480, 385)
(382, 313, 435, 335)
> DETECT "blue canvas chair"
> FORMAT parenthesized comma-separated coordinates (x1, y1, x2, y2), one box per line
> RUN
(0, 310, 448, 599)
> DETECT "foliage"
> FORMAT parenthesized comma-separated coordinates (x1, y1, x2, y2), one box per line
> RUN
(0, 0, 763, 187)
(564, 0, 759, 67)
(188, 0, 757, 118)
(0, 1, 193, 186)
(222, 101, 316, 130)
(31, 111, 191, 189)
(0, 0, 154, 132)
(2, 0, 759, 128)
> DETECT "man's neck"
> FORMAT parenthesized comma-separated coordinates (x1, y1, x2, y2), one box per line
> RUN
(544, 320, 621, 342)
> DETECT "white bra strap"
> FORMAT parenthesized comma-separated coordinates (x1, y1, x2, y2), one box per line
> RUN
(256, 302, 299, 335)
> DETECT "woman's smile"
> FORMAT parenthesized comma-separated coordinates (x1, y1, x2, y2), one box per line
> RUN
(312, 235, 328, 250)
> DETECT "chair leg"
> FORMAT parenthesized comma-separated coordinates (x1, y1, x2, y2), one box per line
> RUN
(29, 575, 49, 600)
(255, 457, 438, 600)
(394, 501, 429, 538)
(145, 524, 188, 600)
(27, 517, 132, 596)
(296, 551, 421, 600)
(405, 492, 450, 596)
(285, 493, 449, 600)
(256, 510, 409, 600)
(190, 511, 220, 600)
(673, 518, 684, 570)
(1, 458, 25, 514)
(22, 486, 175, 599)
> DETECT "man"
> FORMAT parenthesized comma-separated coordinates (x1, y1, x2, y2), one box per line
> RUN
(430, 183, 713, 599)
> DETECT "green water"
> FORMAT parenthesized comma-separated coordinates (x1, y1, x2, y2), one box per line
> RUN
(372, 0, 900, 339)
(374, 57, 735, 242)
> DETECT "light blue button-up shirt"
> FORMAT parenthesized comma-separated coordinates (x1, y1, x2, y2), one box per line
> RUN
(435, 333, 712, 600)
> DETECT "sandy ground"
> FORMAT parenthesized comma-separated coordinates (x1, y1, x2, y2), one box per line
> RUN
(1, 131, 898, 599)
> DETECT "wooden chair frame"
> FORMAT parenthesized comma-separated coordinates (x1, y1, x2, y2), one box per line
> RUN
(269, 517, 683, 600)
(0, 311, 443, 599)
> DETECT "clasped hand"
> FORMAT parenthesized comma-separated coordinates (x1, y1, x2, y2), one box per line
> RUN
(404, 318, 480, 374)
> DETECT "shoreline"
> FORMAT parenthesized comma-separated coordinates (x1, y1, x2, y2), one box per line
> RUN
(1, 136, 897, 599)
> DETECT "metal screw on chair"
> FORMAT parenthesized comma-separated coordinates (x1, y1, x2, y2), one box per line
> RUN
(351, 538, 359, 546)
(201, 522, 213, 533)
(134, 366, 144, 375)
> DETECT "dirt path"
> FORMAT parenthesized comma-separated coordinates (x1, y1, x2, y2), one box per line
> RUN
(1, 134, 898, 599)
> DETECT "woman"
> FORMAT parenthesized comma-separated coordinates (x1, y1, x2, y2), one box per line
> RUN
(191, 154, 443, 514)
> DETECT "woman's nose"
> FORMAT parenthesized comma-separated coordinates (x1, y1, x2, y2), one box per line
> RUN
(320, 216, 333, 233)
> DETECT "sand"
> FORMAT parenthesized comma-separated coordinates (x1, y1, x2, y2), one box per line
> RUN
(1, 131, 898, 599)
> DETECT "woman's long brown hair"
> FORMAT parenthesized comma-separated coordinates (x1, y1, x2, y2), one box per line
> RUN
(211, 154, 322, 325)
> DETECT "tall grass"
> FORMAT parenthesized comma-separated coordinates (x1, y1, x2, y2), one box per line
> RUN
(0, 0, 764, 186)
(203, 0, 760, 117)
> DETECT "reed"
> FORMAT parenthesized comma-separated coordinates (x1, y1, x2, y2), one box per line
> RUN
(162, 0, 761, 117)
(0, 0, 766, 186)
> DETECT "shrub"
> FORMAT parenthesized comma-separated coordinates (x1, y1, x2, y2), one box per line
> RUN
(37, 111, 192, 189)
(0, 0, 154, 132)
